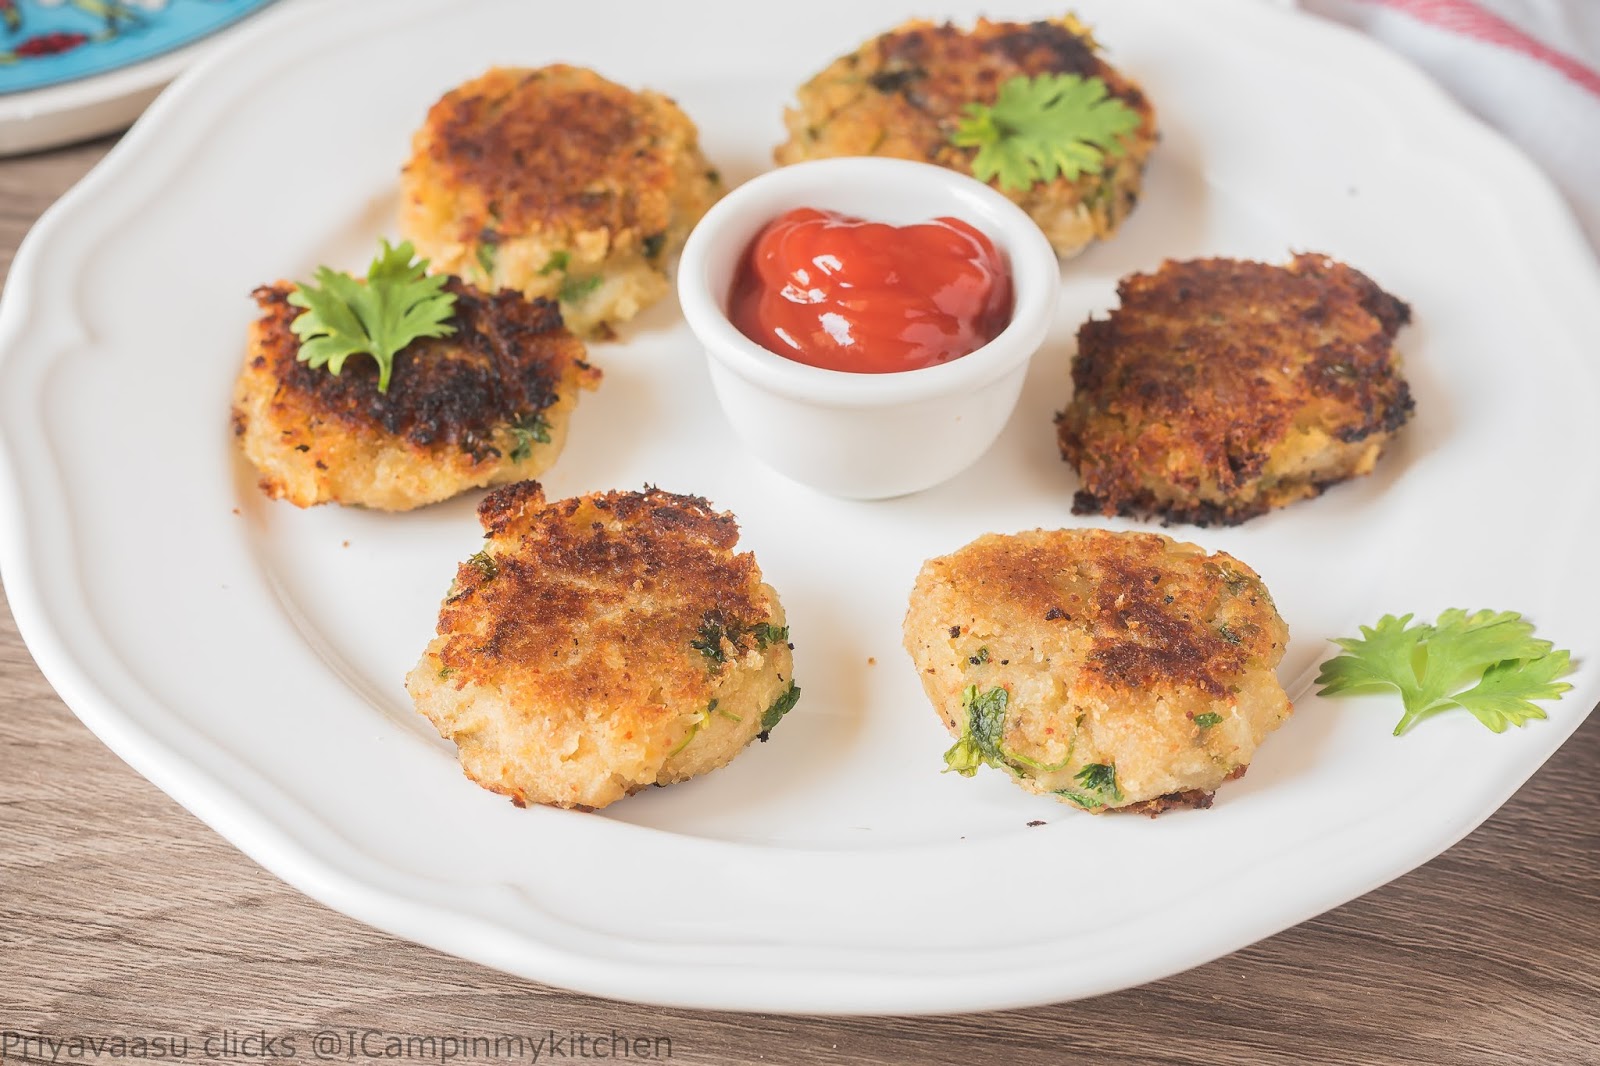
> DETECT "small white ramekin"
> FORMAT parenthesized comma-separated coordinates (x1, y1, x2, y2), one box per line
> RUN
(677, 157, 1058, 500)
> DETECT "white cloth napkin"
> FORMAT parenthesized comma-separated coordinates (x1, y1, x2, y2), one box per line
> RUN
(1302, 0, 1600, 252)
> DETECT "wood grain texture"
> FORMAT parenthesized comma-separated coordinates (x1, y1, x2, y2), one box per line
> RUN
(3, 141, 1599, 1066)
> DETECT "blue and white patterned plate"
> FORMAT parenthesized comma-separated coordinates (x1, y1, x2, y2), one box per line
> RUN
(0, 0, 275, 96)
(0, 0, 282, 154)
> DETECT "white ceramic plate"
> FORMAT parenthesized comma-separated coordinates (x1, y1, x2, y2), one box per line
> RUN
(3, 0, 1598, 1015)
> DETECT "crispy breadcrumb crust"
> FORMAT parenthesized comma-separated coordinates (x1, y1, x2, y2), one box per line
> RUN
(407, 483, 796, 810)
(401, 65, 722, 337)
(231, 280, 599, 511)
(1058, 254, 1415, 526)
(774, 16, 1157, 256)
(904, 528, 1290, 812)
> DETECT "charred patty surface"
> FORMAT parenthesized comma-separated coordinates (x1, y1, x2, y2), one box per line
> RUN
(231, 279, 598, 511)
(904, 528, 1290, 813)
(401, 65, 723, 337)
(1058, 254, 1415, 525)
(407, 483, 798, 811)
(775, 16, 1157, 256)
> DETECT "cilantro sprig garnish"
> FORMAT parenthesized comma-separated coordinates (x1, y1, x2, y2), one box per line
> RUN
(1315, 610, 1574, 735)
(287, 239, 456, 393)
(951, 73, 1142, 193)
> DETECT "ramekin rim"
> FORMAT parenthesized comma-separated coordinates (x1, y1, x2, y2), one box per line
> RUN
(677, 157, 1058, 408)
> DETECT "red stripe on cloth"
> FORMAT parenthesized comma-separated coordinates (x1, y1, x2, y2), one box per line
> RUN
(1370, 0, 1600, 97)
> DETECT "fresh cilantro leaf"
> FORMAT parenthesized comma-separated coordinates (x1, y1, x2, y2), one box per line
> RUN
(1315, 613, 1432, 709)
(287, 239, 456, 393)
(507, 412, 551, 463)
(759, 682, 802, 736)
(560, 274, 603, 304)
(1422, 609, 1553, 700)
(942, 684, 1010, 776)
(1193, 712, 1223, 729)
(1446, 651, 1573, 733)
(539, 250, 569, 276)
(476, 241, 497, 279)
(1316, 609, 1573, 735)
(951, 73, 1142, 193)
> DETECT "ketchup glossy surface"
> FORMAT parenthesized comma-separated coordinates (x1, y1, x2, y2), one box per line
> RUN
(729, 207, 1013, 374)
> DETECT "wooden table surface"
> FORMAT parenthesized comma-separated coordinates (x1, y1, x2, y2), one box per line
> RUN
(3, 139, 1598, 1066)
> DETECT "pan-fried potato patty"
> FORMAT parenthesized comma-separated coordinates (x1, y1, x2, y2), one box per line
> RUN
(904, 528, 1289, 814)
(407, 483, 800, 811)
(1058, 254, 1415, 526)
(400, 65, 723, 338)
(231, 279, 599, 511)
(774, 16, 1157, 257)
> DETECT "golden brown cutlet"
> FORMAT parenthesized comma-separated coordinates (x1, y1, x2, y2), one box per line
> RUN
(400, 65, 722, 337)
(407, 483, 798, 811)
(231, 278, 599, 511)
(774, 16, 1157, 256)
(1057, 253, 1415, 526)
(904, 528, 1290, 813)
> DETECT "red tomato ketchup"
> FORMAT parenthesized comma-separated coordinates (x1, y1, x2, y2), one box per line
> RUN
(729, 207, 1014, 374)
